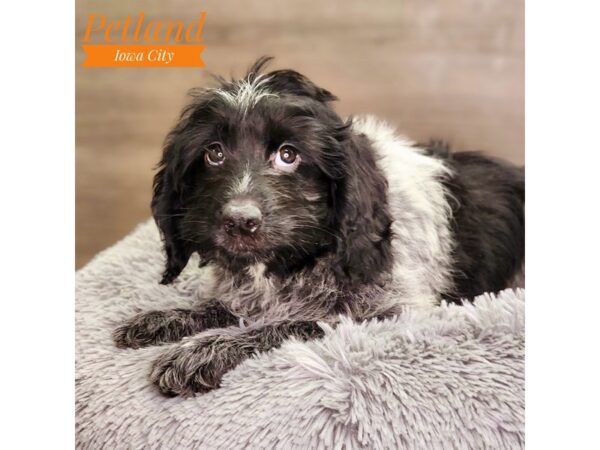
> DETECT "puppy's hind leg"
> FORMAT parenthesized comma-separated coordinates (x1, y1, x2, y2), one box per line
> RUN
(113, 301, 237, 349)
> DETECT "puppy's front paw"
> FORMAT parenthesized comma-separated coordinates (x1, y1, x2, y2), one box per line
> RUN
(113, 310, 188, 349)
(150, 335, 249, 397)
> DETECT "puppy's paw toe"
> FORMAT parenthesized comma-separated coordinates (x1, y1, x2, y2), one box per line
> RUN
(150, 339, 231, 397)
(112, 323, 141, 349)
(113, 311, 171, 349)
(149, 360, 194, 397)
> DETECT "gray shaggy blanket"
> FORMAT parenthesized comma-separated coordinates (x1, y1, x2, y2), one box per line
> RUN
(76, 221, 525, 449)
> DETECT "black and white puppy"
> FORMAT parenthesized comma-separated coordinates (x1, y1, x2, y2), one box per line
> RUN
(114, 57, 525, 397)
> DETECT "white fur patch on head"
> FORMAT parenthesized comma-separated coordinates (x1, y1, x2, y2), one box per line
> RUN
(231, 168, 253, 195)
(214, 74, 278, 115)
(303, 192, 321, 203)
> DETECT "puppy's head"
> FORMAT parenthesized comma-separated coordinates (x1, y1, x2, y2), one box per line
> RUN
(153, 57, 392, 285)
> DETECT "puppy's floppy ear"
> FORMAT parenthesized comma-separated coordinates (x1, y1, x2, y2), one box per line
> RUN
(247, 56, 337, 103)
(332, 129, 394, 285)
(151, 142, 194, 285)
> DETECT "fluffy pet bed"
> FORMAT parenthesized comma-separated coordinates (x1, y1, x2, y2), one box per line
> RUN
(76, 221, 525, 449)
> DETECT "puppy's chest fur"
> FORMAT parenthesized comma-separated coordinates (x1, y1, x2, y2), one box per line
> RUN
(208, 261, 379, 322)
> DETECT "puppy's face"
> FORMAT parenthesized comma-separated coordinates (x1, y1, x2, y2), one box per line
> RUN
(179, 93, 338, 268)
(153, 58, 392, 284)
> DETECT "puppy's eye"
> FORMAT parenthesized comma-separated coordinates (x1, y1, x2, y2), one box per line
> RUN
(272, 144, 301, 173)
(205, 143, 226, 166)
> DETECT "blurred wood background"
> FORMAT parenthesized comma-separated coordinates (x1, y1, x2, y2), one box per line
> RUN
(76, 0, 524, 268)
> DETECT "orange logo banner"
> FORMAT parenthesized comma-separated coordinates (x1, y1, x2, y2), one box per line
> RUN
(82, 45, 205, 68)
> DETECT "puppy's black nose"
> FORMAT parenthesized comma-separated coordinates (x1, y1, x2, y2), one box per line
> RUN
(221, 200, 262, 235)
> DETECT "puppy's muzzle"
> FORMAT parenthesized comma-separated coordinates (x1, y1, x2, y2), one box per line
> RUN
(221, 200, 262, 235)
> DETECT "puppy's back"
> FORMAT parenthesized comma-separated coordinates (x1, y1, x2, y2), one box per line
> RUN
(438, 151, 525, 301)
(353, 115, 524, 304)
